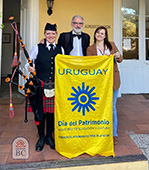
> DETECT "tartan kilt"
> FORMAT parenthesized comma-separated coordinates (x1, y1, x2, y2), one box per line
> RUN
(27, 83, 54, 113)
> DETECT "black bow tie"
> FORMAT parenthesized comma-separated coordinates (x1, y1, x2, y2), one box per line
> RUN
(72, 34, 82, 39)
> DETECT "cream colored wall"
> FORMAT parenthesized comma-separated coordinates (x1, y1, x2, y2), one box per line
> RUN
(39, 0, 113, 45)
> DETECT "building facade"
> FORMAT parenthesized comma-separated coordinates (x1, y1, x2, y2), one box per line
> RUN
(0, 0, 148, 94)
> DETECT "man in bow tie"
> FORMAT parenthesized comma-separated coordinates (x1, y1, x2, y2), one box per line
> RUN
(58, 15, 90, 56)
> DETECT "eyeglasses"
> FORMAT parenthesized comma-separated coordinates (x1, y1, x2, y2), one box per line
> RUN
(72, 22, 84, 25)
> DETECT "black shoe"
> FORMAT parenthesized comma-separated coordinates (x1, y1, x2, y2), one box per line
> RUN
(45, 137, 55, 150)
(35, 137, 45, 152)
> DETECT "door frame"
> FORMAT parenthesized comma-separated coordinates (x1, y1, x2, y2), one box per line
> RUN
(113, 0, 122, 96)
(18, 0, 39, 94)
(0, 0, 3, 86)
(113, 0, 148, 94)
(0, 0, 39, 87)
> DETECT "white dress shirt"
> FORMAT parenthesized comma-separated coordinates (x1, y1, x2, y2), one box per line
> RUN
(70, 31, 83, 56)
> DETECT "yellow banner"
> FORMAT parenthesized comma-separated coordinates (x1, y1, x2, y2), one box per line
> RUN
(55, 54, 114, 158)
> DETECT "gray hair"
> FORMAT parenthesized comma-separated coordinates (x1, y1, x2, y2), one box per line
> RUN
(71, 15, 84, 23)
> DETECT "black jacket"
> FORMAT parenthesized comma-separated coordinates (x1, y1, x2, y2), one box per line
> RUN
(58, 31, 90, 56)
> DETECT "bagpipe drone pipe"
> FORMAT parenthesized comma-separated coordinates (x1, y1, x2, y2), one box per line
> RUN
(5, 17, 44, 123)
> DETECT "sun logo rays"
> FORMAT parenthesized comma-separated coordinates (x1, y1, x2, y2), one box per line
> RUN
(67, 82, 99, 116)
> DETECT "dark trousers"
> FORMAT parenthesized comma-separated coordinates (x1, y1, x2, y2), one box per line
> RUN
(36, 113, 54, 139)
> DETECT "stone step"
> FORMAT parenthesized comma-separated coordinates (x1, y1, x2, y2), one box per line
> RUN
(0, 154, 148, 170)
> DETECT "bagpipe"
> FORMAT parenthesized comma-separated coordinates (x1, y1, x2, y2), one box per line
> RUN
(5, 17, 43, 123)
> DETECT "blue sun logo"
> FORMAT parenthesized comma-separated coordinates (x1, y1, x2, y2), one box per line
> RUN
(67, 82, 99, 116)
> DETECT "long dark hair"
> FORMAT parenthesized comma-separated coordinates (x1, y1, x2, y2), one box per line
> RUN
(94, 26, 112, 51)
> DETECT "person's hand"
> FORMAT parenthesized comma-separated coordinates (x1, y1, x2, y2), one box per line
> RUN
(114, 52, 120, 60)
(28, 64, 35, 73)
(40, 38, 44, 44)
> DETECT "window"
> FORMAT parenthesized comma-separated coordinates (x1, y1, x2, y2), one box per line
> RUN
(122, 0, 139, 59)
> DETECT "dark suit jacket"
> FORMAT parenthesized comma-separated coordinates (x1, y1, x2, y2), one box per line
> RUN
(87, 42, 123, 90)
(58, 31, 90, 56)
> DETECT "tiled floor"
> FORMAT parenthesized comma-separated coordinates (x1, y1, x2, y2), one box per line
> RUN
(0, 94, 149, 165)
